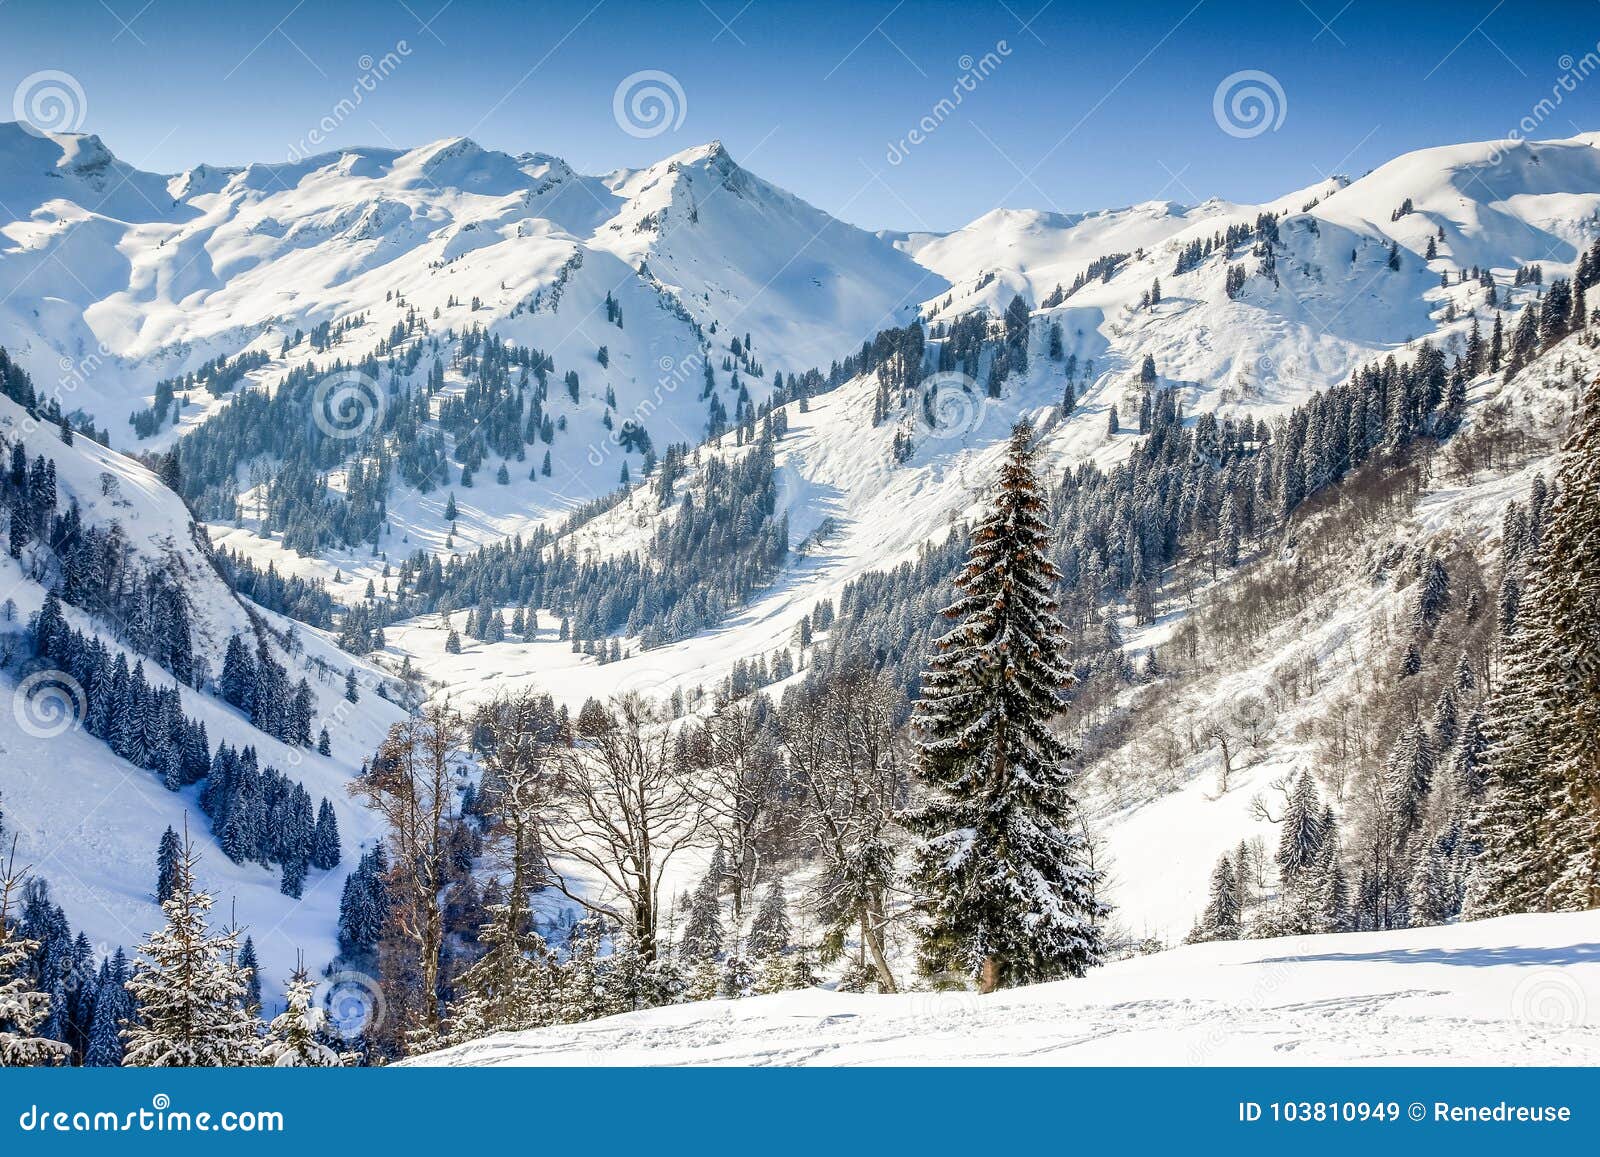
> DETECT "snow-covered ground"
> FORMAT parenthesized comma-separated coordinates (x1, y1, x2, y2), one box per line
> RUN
(411, 911, 1600, 1066)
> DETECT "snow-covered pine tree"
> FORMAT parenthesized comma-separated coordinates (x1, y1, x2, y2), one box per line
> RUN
(557, 918, 608, 1024)
(1468, 375, 1600, 912)
(745, 880, 791, 959)
(84, 949, 133, 1067)
(447, 875, 552, 1042)
(122, 833, 262, 1066)
(679, 853, 724, 962)
(1189, 852, 1241, 942)
(259, 966, 348, 1066)
(0, 854, 70, 1066)
(904, 420, 1106, 993)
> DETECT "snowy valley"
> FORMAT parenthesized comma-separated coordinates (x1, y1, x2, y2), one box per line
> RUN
(0, 118, 1598, 1068)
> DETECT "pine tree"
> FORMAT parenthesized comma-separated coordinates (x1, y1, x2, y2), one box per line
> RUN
(237, 935, 262, 1015)
(1275, 771, 1326, 889)
(1468, 377, 1600, 912)
(745, 881, 791, 959)
(0, 855, 70, 1066)
(156, 826, 182, 904)
(122, 833, 262, 1066)
(84, 949, 132, 1067)
(259, 967, 347, 1066)
(904, 421, 1106, 992)
(1191, 853, 1241, 942)
(311, 798, 341, 870)
(679, 854, 724, 962)
(448, 876, 552, 1041)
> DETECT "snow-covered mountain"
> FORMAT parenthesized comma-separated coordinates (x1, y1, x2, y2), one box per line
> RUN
(0, 124, 936, 428)
(3, 124, 1599, 1030)
(0, 387, 406, 1000)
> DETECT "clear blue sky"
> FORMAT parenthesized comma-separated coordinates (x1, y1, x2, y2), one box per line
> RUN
(3, 0, 1598, 230)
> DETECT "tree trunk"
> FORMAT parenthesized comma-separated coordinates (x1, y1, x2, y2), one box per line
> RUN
(978, 957, 1001, 994)
(862, 903, 898, 994)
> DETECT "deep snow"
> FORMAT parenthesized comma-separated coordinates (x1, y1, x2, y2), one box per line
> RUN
(411, 911, 1600, 1066)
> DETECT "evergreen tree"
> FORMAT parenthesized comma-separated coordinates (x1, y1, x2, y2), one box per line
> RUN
(156, 826, 182, 904)
(122, 834, 262, 1066)
(448, 877, 553, 1041)
(904, 421, 1106, 992)
(1191, 853, 1241, 941)
(83, 949, 132, 1067)
(0, 861, 70, 1065)
(679, 854, 725, 962)
(259, 967, 347, 1066)
(745, 881, 791, 959)
(1467, 377, 1600, 912)
(237, 936, 263, 1016)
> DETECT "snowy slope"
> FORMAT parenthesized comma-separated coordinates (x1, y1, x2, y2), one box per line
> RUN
(0, 394, 405, 999)
(6, 125, 1600, 997)
(410, 910, 1600, 1066)
(0, 125, 939, 430)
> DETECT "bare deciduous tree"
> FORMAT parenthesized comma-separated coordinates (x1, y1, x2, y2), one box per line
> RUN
(542, 693, 703, 962)
(350, 700, 468, 1040)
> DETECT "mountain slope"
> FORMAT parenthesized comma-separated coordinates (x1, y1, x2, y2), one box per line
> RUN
(0, 391, 405, 998)
(411, 909, 1600, 1066)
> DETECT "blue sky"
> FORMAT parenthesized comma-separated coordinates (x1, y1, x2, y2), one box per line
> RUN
(3, 0, 1598, 230)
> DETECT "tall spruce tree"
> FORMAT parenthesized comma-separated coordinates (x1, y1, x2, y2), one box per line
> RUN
(904, 421, 1106, 992)
(122, 833, 262, 1066)
(1466, 376, 1600, 913)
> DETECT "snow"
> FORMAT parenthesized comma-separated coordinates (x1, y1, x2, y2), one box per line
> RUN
(0, 395, 405, 1004)
(4, 122, 1600, 1009)
(410, 910, 1600, 1066)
